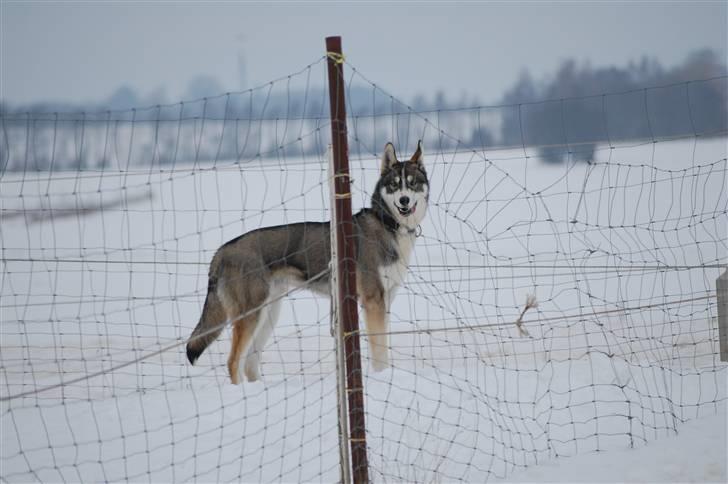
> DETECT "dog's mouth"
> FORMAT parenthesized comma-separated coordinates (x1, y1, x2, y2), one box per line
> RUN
(396, 201, 417, 216)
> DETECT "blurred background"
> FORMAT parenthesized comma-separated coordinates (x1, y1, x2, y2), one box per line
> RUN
(2, 1, 726, 167)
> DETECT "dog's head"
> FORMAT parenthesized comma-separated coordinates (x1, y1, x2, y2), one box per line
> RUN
(377, 140, 429, 230)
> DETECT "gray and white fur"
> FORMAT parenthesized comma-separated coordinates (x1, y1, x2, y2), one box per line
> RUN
(186, 141, 429, 384)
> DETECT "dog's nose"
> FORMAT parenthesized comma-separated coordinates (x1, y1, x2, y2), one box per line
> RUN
(399, 196, 410, 206)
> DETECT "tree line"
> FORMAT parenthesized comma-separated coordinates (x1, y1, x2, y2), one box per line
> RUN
(1, 48, 725, 170)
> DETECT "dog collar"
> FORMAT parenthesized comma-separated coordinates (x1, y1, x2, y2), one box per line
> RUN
(404, 225, 423, 237)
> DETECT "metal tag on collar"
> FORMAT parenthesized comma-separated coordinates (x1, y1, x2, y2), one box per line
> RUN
(407, 225, 423, 237)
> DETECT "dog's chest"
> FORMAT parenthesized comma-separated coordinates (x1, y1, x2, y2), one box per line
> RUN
(379, 232, 415, 292)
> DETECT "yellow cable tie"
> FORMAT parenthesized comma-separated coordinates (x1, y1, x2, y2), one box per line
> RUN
(346, 387, 363, 393)
(349, 438, 366, 443)
(332, 173, 350, 179)
(326, 52, 346, 65)
(334, 192, 351, 199)
(342, 330, 359, 337)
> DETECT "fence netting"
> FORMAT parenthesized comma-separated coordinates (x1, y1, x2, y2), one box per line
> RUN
(1, 55, 726, 482)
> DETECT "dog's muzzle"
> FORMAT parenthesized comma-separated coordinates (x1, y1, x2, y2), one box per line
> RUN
(396, 201, 417, 216)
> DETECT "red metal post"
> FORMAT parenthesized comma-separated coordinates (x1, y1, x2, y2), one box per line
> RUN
(325, 36, 369, 483)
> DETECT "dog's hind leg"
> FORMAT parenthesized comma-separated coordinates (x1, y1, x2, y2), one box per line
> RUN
(223, 276, 269, 384)
(244, 294, 282, 382)
(228, 314, 261, 384)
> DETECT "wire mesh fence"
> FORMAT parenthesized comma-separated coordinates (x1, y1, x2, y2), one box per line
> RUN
(1, 48, 726, 482)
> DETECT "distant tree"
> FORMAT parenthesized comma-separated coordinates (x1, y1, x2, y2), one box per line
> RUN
(411, 94, 427, 111)
(500, 70, 538, 148)
(106, 85, 140, 110)
(434, 90, 447, 109)
(185, 75, 225, 100)
(468, 126, 494, 149)
(143, 86, 169, 106)
(500, 49, 727, 163)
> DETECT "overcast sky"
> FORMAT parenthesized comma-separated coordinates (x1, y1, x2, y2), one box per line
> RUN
(2, 1, 726, 106)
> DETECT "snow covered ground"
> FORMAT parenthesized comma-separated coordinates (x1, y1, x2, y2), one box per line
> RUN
(2, 135, 726, 482)
(496, 410, 726, 483)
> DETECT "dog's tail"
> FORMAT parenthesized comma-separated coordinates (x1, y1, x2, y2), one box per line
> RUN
(186, 276, 227, 365)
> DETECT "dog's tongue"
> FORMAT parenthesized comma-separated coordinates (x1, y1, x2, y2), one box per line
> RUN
(400, 202, 417, 216)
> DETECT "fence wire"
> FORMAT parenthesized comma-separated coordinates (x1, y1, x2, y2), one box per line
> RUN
(1, 56, 727, 482)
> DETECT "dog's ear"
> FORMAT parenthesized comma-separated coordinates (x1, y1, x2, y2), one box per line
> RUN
(380, 142, 398, 173)
(409, 140, 424, 168)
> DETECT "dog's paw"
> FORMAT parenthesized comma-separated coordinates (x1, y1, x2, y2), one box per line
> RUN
(370, 354, 390, 372)
(244, 366, 261, 382)
(229, 372, 241, 385)
(227, 360, 242, 385)
(244, 357, 261, 382)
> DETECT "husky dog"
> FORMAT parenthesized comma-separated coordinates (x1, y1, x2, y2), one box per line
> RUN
(186, 141, 429, 384)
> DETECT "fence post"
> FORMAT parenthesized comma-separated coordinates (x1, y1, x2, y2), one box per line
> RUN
(326, 36, 369, 483)
(717, 268, 728, 362)
(329, 144, 352, 484)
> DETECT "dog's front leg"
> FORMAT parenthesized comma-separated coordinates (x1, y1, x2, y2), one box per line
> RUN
(386, 285, 398, 312)
(361, 289, 389, 371)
